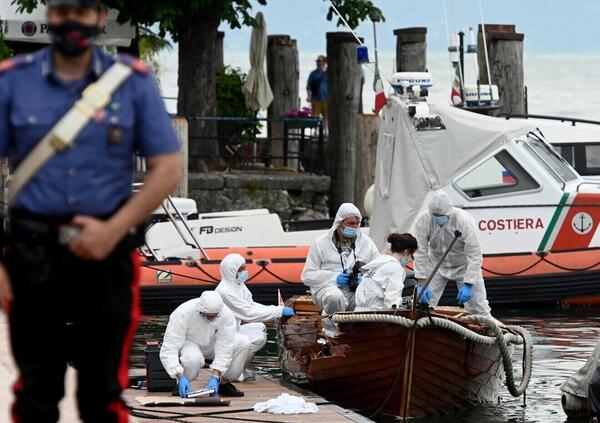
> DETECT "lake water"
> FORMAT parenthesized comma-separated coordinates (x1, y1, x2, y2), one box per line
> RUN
(156, 50, 600, 122)
(132, 306, 600, 423)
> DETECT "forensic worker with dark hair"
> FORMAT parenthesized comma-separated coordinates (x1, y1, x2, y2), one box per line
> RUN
(0, 0, 182, 421)
(355, 233, 418, 311)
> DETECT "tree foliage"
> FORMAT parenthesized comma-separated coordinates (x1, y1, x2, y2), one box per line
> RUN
(13, 0, 384, 36)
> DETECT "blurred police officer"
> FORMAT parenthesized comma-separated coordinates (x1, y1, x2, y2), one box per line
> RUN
(0, 1, 181, 422)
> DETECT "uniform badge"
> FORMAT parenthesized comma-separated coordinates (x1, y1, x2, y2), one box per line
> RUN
(107, 124, 123, 145)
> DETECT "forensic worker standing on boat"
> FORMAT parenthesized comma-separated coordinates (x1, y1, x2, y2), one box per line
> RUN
(355, 233, 417, 311)
(0, 1, 181, 422)
(412, 191, 492, 316)
(302, 203, 379, 314)
(216, 253, 295, 380)
(160, 291, 250, 398)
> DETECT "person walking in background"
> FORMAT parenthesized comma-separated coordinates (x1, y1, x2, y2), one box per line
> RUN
(306, 55, 328, 128)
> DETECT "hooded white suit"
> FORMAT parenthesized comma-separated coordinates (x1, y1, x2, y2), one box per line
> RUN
(159, 291, 252, 382)
(355, 255, 406, 311)
(216, 254, 283, 360)
(301, 203, 380, 314)
(411, 191, 491, 316)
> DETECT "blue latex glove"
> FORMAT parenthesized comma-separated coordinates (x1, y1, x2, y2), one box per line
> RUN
(416, 284, 431, 305)
(207, 375, 220, 396)
(177, 375, 192, 398)
(282, 306, 295, 317)
(457, 284, 473, 305)
(336, 272, 350, 286)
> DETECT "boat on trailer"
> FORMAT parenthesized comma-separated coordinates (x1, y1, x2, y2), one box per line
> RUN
(278, 296, 532, 420)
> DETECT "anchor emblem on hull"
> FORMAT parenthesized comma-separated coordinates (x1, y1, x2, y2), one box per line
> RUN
(572, 212, 593, 235)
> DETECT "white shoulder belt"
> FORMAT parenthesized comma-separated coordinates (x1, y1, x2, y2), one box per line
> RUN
(7, 61, 133, 205)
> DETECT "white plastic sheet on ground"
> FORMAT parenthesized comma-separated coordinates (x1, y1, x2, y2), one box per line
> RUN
(254, 393, 319, 414)
(243, 12, 273, 111)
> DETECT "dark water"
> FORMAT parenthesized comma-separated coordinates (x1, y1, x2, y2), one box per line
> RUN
(132, 307, 600, 422)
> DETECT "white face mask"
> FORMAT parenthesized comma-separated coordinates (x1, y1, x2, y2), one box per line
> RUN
(236, 270, 249, 284)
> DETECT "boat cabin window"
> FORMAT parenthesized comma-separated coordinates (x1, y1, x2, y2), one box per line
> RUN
(553, 143, 600, 176)
(456, 150, 540, 198)
(527, 136, 578, 182)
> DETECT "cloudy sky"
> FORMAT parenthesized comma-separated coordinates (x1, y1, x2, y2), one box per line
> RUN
(218, 0, 600, 54)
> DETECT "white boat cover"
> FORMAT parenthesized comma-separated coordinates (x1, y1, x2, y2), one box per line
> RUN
(369, 96, 535, 249)
(561, 338, 600, 399)
(0, 3, 134, 46)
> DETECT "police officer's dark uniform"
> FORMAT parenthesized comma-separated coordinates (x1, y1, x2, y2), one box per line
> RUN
(0, 1, 179, 422)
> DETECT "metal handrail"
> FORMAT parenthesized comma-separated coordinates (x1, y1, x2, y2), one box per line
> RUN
(500, 113, 600, 127)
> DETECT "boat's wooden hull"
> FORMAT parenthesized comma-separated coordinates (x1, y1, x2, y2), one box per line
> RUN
(278, 299, 505, 419)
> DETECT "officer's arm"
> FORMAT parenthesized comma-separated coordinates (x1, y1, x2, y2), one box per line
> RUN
(109, 153, 181, 238)
(108, 65, 182, 239)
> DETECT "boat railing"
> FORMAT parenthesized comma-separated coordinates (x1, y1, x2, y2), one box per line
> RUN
(500, 113, 600, 127)
(133, 183, 210, 261)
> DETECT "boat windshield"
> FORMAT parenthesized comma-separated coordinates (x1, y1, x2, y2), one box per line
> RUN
(526, 134, 578, 183)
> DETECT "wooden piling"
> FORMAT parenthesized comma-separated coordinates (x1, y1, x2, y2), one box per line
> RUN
(478, 24, 525, 115)
(355, 114, 379, 215)
(326, 32, 363, 214)
(267, 35, 299, 168)
(393, 27, 427, 72)
(171, 117, 189, 197)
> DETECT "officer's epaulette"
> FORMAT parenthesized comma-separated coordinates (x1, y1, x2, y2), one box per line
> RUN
(0, 54, 35, 75)
(116, 53, 151, 75)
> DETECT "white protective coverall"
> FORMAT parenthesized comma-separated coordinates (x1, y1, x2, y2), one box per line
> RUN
(216, 253, 283, 358)
(301, 203, 380, 314)
(411, 191, 491, 316)
(355, 255, 406, 311)
(159, 291, 252, 382)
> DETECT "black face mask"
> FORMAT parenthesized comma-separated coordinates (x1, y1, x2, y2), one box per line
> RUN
(48, 19, 99, 57)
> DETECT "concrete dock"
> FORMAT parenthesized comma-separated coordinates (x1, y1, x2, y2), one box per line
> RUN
(1, 313, 370, 423)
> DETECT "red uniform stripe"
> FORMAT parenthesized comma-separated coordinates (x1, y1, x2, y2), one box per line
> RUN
(112, 251, 141, 422)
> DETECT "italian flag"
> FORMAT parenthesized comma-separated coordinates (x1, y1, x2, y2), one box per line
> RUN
(450, 63, 462, 106)
(373, 72, 387, 114)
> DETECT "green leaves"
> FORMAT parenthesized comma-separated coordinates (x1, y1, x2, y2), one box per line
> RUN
(13, 0, 385, 37)
(327, 0, 385, 29)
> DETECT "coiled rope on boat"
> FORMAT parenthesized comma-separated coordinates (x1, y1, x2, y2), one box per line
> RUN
(331, 312, 533, 397)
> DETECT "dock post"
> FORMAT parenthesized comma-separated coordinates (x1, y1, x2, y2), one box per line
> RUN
(171, 117, 189, 197)
(393, 27, 427, 72)
(267, 35, 299, 168)
(478, 24, 525, 115)
(326, 32, 363, 215)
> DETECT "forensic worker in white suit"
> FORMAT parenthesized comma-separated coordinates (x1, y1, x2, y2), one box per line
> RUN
(411, 190, 492, 316)
(159, 291, 250, 398)
(215, 253, 295, 378)
(301, 203, 380, 314)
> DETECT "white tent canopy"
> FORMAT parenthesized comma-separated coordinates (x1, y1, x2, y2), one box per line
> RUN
(0, 3, 134, 47)
(369, 97, 535, 249)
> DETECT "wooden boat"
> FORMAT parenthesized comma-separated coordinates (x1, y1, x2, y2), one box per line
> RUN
(278, 296, 531, 420)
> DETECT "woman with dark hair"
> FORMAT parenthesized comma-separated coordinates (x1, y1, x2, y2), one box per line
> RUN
(355, 233, 418, 311)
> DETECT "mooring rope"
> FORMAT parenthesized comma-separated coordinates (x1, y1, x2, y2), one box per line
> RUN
(331, 312, 533, 398)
